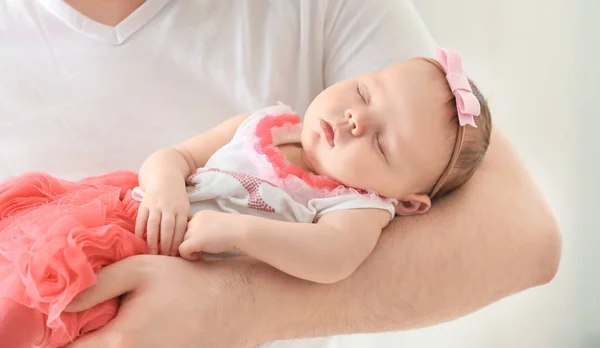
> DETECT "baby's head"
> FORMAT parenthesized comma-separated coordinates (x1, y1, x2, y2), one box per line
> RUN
(301, 48, 492, 215)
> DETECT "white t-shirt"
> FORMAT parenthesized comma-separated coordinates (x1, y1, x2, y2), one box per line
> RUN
(0, 0, 435, 346)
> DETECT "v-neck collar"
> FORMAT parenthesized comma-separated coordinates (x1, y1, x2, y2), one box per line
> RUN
(37, 0, 172, 45)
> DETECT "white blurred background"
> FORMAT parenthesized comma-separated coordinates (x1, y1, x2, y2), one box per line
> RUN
(336, 0, 599, 347)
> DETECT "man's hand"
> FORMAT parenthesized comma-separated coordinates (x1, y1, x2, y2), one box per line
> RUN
(64, 255, 262, 348)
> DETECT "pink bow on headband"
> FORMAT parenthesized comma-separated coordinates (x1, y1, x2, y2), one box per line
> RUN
(436, 47, 481, 128)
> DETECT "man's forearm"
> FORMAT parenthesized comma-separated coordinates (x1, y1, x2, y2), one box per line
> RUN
(238, 130, 562, 342)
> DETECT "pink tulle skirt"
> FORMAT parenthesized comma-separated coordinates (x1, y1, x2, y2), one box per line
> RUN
(0, 171, 147, 347)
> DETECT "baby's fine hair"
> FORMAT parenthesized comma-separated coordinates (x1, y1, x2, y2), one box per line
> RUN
(421, 57, 493, 199)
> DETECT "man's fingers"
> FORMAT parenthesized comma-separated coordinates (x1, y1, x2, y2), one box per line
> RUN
(63, 328, 130, 348)
(64, 257, 145, 313)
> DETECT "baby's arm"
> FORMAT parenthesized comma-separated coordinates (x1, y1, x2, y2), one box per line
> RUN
(235, 209, 390, 284)
(136, 112, 251, 255)
(139, 112, 251, 187)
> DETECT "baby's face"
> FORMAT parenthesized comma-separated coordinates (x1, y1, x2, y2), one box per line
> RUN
(301, 59, 456, 201)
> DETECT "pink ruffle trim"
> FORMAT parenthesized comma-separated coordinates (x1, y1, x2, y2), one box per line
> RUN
(253, 112, 383, 200)
(254, 113, 348, 192)
(0, 171, 147, 347)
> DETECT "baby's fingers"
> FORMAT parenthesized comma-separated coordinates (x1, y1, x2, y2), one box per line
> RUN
(170, 214, 188, 256)
(146, 210, 161, 254)
(159, 213, 176, 256)
(134, 206, 149, 239)
(178, 237, 203, 261)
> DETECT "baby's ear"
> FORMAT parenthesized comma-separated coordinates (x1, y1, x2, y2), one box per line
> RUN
(395, 194, 431, 216)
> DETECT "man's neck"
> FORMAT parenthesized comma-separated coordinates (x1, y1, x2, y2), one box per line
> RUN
(64, 0, 146, 26)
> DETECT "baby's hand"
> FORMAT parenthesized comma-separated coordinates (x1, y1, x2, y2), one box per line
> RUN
(178, 210, 240, 260)
(135, 182, 190, 256)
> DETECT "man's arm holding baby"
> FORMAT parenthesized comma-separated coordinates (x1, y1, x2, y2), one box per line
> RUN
(239, 129, 563, 340)
(64, 124, 562, 348)
(178, 209, 390, 284)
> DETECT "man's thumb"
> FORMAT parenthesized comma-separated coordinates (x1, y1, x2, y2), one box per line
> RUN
(64, 256, 144, 312)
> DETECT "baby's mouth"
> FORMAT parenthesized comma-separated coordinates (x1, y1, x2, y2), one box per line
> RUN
(320, 120, 335, 147)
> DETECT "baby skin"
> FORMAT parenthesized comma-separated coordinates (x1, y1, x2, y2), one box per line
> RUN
(136, 49, 492, 284)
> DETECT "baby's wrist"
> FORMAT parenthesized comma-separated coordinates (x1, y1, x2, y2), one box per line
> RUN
(141, 172, 184, 193)
(231, 214, 253, 252)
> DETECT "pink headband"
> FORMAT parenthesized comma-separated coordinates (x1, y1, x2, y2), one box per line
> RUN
(429, 47, 481, 198)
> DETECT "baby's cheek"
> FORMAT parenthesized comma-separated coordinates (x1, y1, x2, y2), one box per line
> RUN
(300, 129, 319, 151)
(332, 150, 374, 185)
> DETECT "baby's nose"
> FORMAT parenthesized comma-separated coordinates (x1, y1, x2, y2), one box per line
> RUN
(345, 109, 365, 137)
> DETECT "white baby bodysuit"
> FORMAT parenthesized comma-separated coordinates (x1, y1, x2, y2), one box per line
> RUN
(133, 104, 396, 242)
(187, 104, 396, 221)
